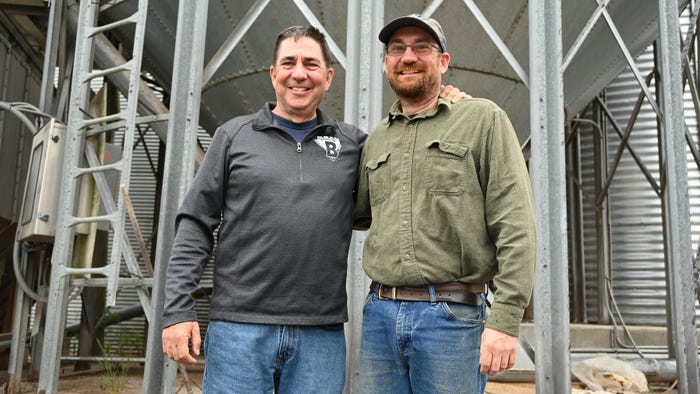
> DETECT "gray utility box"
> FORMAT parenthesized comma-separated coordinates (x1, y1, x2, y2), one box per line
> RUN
(18, 119, 66, 243)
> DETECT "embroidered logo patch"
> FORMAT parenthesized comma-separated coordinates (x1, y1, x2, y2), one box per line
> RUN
(314, 136, 341, 161)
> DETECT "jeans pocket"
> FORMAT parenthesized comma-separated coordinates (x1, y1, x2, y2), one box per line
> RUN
(441, 301, 484, 323)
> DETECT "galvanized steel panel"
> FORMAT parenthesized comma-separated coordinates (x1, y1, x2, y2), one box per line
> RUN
(0, 35, 41, 223)
(579, 42, 700, 325)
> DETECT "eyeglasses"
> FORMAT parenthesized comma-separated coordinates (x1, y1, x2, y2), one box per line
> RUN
(385, 42, 441, 57)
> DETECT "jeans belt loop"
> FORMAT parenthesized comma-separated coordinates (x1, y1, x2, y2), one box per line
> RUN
(428, 284, 437, 305)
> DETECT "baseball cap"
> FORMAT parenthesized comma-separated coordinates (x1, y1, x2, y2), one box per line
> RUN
(378, 14, 447, 52)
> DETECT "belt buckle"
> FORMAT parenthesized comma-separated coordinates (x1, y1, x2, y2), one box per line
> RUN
(376, 284, 397, 300)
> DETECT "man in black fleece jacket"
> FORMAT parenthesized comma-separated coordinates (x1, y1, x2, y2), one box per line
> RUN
(161, 25, 364, 393)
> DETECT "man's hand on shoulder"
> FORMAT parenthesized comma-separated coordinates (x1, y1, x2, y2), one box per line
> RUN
(440, 84, 472, 103)
(162, 321, 201, 364)
(479, 327, 518, 376)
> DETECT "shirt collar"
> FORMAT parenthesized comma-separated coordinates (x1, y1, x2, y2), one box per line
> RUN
(385, 96, 452, 124)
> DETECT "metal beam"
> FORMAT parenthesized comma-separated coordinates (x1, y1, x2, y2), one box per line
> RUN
(201, 0, 269, 86)
(6, 246, 38, 394)
(38, 0, 61, 114)
(529, 1, 571, 393)
(422, 0, 529, 87)
(600, 2, 662, 118)
(343, 0, 384, 391)
(143, 1, 208, 392)
(592, 101, 612, 325)
(293, 0, 347, 69)
(657, 0, 700, 392)
(460, 0, 529, 87)
(563, 0, 611, 71)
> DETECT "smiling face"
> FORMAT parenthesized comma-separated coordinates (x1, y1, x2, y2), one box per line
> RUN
(384, 26, 449, 101)
(270, 36, 334, 123)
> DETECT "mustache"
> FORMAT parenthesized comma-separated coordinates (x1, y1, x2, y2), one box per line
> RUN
(393, 68, 424, 74)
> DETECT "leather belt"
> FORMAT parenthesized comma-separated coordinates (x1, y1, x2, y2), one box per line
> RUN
(370, 281, 485, 306)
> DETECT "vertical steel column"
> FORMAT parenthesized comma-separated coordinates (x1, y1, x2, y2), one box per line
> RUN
(343, 0, 384, 391)
(0, 38, 11, 154)
(6, 248, 38, 394)
(592, 100, 612, 324)
(38, 0, 63, 114)
(657, 1, 700, 392)
(529, 0, 571, 393)
(567, 124, 586, 322)
(143, 1, 208, 393)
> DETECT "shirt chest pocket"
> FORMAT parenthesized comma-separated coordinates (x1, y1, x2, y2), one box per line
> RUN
(366, 152, 391, 206)
(424, 140, 468, 195)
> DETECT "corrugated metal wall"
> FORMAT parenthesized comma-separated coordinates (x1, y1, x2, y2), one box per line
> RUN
(578, 19, 700, 325)
(0, 30, 41, 224)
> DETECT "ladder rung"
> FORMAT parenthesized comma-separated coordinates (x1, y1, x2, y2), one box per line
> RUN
(64, 265, 110, 277)
(66, 212, 119, 227)
(85, 121, 126, 136)
(74, 160, 123, 177)
(70, 277, 154, 288)
(81, 112, 126, 128)
(136, 113, 170, 125)
(86, 13, 139, 37)
(83, 60, 133, 83)
(85, 114, 170, 137)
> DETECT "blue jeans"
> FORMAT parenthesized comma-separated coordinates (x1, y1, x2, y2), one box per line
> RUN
(359, 288, 488, 393)
(202, 321, 346, 393)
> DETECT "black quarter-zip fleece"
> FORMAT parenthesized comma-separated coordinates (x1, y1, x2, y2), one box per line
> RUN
(163, 103, 366, 328)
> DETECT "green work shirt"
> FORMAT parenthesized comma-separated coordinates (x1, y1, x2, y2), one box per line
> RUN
(354, 97, 537, 337)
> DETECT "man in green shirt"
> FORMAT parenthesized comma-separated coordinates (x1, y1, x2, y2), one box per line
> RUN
(354, 14, 536, 393)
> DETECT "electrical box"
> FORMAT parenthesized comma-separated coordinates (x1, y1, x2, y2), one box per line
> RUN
(17, 119, 66, 243)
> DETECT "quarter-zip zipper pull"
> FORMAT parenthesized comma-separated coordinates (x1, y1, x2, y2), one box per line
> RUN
(297, 142, 302, 153)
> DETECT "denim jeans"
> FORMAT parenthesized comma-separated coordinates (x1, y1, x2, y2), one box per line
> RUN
(359, 288, 488, 393)
(202, 321, 346, 393)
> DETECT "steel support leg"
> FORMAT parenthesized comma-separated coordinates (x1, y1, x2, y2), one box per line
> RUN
(657, 1, 700, 393)
(142, 1, 208, 392)
(529, 1, 571, 393)
(343, 0, 384, 392)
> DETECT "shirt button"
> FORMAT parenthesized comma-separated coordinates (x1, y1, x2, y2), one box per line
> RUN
(405, 254, 410, 259)
(403, 153, 409, 158)
(402, 220, 408, 226)
(402, 185, 407, 191)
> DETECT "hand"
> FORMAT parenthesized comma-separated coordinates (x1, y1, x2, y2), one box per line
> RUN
(440, 84, 472, 103)
(162, 321, 201, 364)
(479, 328, 518, 376)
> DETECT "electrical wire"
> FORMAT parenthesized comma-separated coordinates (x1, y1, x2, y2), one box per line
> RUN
(1, 100, 55, 303)
(0, 101, 52, 136)
(12, 240, 48, 303)
(606, 277, 646, 358)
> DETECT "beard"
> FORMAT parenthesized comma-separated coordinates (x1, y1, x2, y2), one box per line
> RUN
(387, 69, 440, 99)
